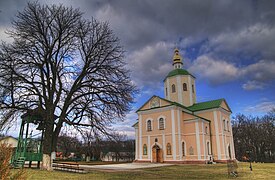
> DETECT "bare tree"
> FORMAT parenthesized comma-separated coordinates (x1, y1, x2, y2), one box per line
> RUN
(232, 109, 275, 163)
(0, 2, 135, 169)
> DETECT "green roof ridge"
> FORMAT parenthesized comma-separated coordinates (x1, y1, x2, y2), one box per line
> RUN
(187, 98, 225, 112)
(164, 69, 195, 81)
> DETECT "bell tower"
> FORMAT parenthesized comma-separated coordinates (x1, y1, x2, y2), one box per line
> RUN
(164, 49, 196, 107)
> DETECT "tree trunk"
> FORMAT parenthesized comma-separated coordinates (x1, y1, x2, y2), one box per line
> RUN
(42, 154, 52, 171)
(41, 113, 54, 170)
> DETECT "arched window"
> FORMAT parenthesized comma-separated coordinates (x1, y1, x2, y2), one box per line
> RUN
(165, 88, 168, 96)
(223, 120, 226, 130)
(147, 120, 152, 131)
(205, 126, 208, 134)
(159, 118, 164, 130)
(143, 144, 147, 155)
(182, 142, 185, 156)
(192, 84, 194, 93)
(167, 143, 172, 155)
(183, 83, 187, 91)
(207, 142, 211, 155)
(172, 84, 176, 93)
(227, 121, 230, 132)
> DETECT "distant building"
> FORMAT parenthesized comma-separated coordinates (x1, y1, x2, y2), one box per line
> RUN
(0, 136, 18, 148)
(133, 49, 235, 163)
(101, 151, 135, 162)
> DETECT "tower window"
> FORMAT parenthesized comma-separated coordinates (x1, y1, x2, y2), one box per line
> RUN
(167, 143, 172, 155)
(205, 126, 208, 134)
(227, 121, 230, 132)
(159, 118, 164, 130)
(147, 120, 152, 131)
(172, 84, 176, 93)
(223, 120, 226, 130)
(166, 88, 168, 96)
(183, 83, 187, 91)
(192, 84, 194, 93)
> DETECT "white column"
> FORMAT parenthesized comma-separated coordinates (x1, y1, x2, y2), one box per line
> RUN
(171, 109, 176, 160)
(148, 135, 151, 161)
(135, 127, 138, 160)
(202, 121, 206, 160)
(177, 109, 182, 160)
(195, 121, 201, 160)
(193, 80, 196, 103)
(167, 79, 171, 100)
(139, 114, 143, 159)
(220, 112, 226, 159)
(214, 111, 221, 159)
(188, 76, 193, 105)
(162, 134, 166, 160)
(229, 118, 235, 159)
(177, 76, 183, 104)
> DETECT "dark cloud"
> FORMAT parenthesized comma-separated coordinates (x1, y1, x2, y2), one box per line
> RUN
(1, 0, 275, 87)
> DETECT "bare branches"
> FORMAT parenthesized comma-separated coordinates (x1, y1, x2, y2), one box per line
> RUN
(0, 2, 136, 152)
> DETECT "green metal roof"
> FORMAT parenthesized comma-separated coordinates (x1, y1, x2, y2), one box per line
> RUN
(187, 99, 225, 112)
(165, 69, 195, 80)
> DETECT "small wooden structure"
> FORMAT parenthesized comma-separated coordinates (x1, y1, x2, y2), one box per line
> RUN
(12, 108, 46, 168)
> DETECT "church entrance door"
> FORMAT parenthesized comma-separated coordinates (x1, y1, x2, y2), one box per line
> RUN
(152, 144, 163, 163)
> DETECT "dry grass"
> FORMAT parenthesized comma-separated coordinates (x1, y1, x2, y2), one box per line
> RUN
(11, 162, 275, 180)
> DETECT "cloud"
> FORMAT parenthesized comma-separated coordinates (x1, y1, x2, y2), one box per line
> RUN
(189, 55, 275, 88)
(127, 41, 174, 88)
(189, 55, 238, 85)
(240, 60, 275, 82)
(244, 101, 275, 113)
(209, 23, 275, 59)
(113, 110, 137, 139)
(242, 81, 265, 91)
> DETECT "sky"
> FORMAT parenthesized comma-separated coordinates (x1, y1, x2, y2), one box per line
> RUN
(1, 0, 275, 139)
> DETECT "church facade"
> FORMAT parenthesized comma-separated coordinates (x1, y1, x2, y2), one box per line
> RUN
(133, 49, 235, 163)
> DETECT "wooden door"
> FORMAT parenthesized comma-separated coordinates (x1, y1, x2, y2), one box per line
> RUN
(152, 147, 157, 163)
(157, 149, 163, 163)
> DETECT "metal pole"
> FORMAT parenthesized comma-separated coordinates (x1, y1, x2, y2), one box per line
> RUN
(250, 159, 252, 171)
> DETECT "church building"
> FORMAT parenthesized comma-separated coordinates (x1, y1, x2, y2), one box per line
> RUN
(133, 49, 235, 163)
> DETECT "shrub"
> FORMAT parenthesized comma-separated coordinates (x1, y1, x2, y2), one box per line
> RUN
(0, 143, 25, 180)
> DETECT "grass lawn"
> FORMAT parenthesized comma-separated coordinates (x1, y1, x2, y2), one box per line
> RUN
(12, 162, 275, 180)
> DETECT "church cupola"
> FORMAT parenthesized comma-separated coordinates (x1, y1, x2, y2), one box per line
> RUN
(164, 49, 196, 106)
(173, 48, 183, 69)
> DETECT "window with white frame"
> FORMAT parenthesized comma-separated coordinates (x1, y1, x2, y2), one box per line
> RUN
(159, 118, 165, 130)
(182, 142, 185, 156)
(147, 120, 152, 131)
(167, 143, 172, 155)
(143, 144, 147, 155)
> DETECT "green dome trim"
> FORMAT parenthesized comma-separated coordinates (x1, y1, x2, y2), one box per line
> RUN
(164, 69, 195, 80)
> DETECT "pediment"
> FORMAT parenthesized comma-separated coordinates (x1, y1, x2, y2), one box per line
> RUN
(136, 96, 173, 112)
